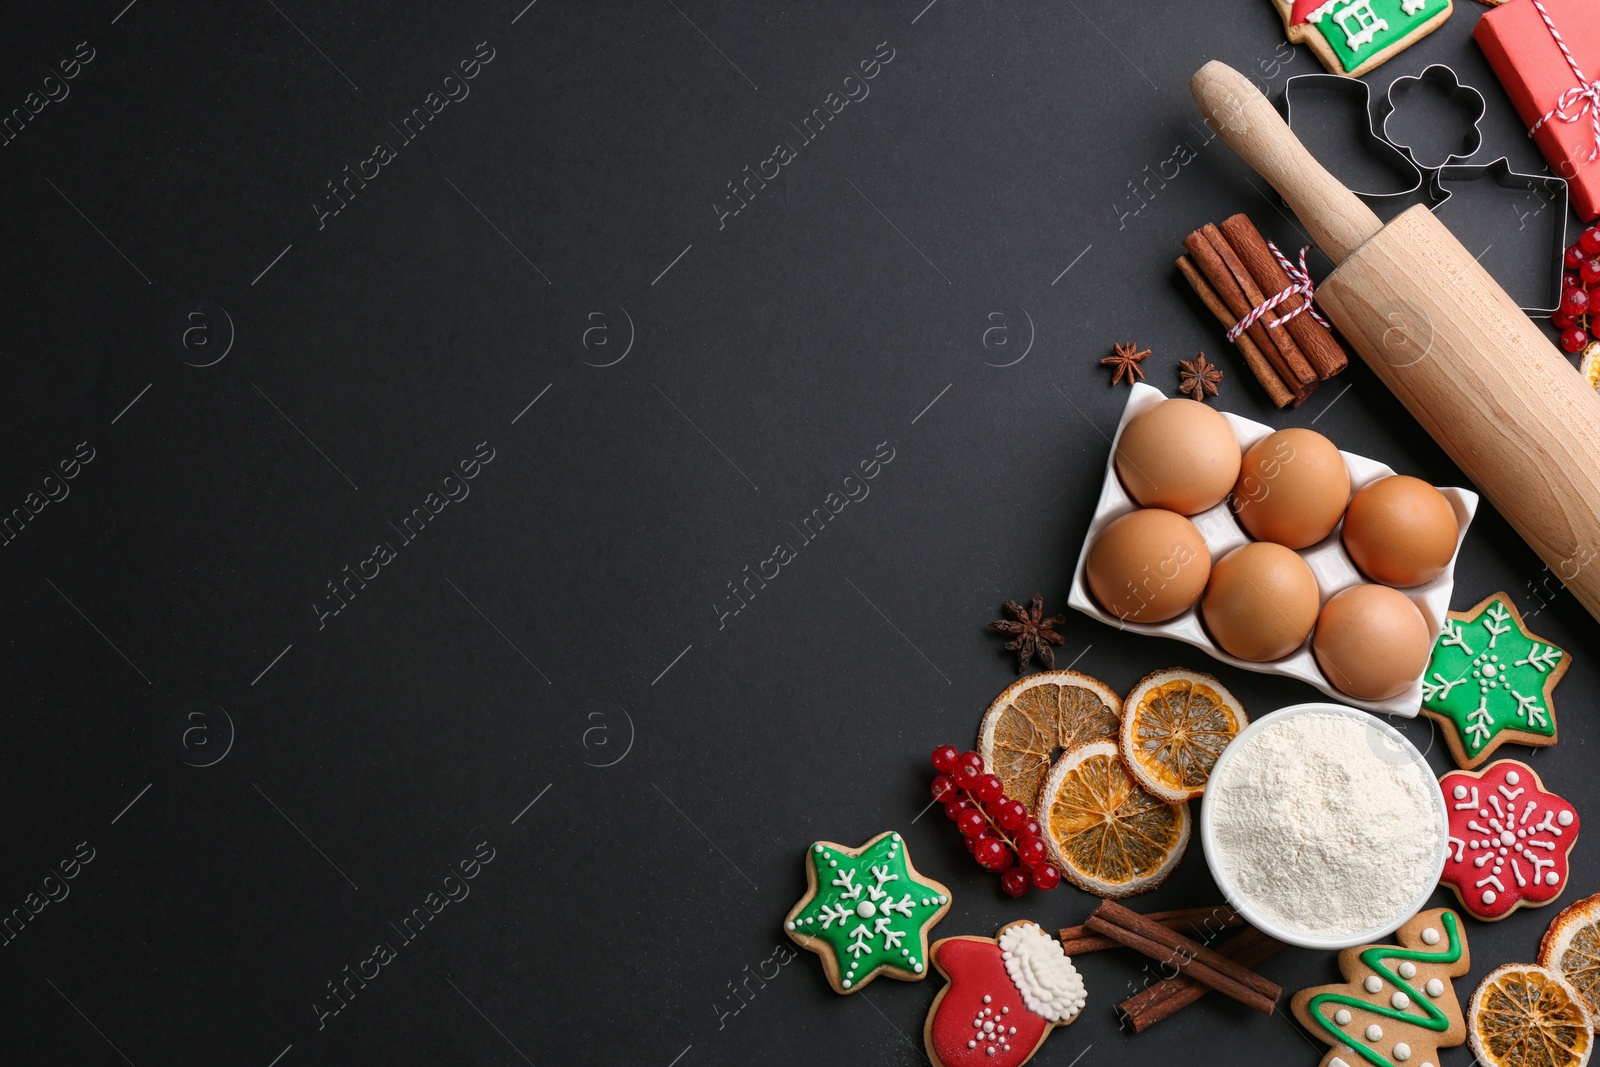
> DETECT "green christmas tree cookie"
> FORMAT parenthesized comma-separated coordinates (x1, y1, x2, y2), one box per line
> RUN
(1421, 592, 1568, 769)
(784, 831, 951, 994)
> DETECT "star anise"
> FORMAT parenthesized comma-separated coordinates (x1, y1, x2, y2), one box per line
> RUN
(1101, 342, 1150, 386)
(1177, 352, 1223, 401)
(989, 594, 1066, 673)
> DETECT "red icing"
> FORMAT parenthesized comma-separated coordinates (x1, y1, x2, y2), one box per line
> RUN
(928, 939, 1051, 1067)
(1287, 0, 1325, 25)
(1440, 760, 1580, 921)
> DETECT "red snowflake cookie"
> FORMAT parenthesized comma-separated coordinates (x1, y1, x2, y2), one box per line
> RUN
(1441, 760, 1579, 922)
(924, 921, 1085, 1067)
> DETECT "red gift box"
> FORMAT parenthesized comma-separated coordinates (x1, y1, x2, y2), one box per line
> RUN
(1475, 0, 1600, 220)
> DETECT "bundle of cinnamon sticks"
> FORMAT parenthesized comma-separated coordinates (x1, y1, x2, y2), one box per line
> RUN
(1178, 214, 1349, 408)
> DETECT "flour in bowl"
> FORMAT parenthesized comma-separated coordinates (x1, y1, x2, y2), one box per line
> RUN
(1208, 711, 1442, 938)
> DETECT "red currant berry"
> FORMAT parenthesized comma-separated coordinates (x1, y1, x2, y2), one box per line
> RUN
(1031, 864, 1062, 891)
(931, 744, 960, 772)
(960, 750, 984, 772)
(995, 847, 1016, 870)
(1019, 817, 1042, 839)
(1554, 310, 1578, 329)
(943, 800, 969, 821)
(931, 774, 958, 802)
(973, 836, 1008, 870)
(1584, 259, 1600, 287)
(1561, 326, 1591, 353)
(1566, 271, 1585, 289)
(973, 774, 1005, 804)
(998, 800, 1029, 832)
(1567, 243, 1588, 269)
(1016, 836, 1049, 868)
(1582, 227, 1600, 255)
(1562, 286, 1590, 313)
(957, 808, 988, 838)
(1000, 867, 1030, 897)
(955, 760, 981, 782)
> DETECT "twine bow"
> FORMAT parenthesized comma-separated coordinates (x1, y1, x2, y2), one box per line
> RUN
(1527, 0, 1600, 166)
(1225, 242, 1329, 343)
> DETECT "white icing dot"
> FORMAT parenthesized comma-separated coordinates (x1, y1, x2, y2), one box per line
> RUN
(1454, 785, 1468, 800)
(1367, 1024, 1384, 1041)
(843, 979, 852, 988)
(973, 1019, 982, 1029)
(1394, 1042, 1412, 1061)
(1483, 889, 1498, 904)
(892, 833, 901, 841)
(1001, 1007, 1009, 1014)
(1399, 962, 1417, 979)
(939, 895, 948, 904)
(983, 995, 991, 1004)
(1426, 979, 1445, 997)
(1421, 928, 1441, 945)
(913, 962, 923, 973)
(856, 901, 876, 918)
(786, 921, 795, 930)
(1392, 991, 1411, 1010)
(968, 1040, 976, 1049)
(829, 860, 838, 868)
(987, 1050, 995, 1057)
(1008, 1026, 1016, 1034)
(1560, 811, 1575, 826)
(1549, 872, 1562, 885)
(984, 1021, 995, 1033)
(902, 949, 910, 957)
(1365, 976, 1383, 993)
(1506, 771, 1521, 785)
(1334, 1009, 1353, 1025)
(814, 845, 825, 853)
(1501, 830, 1517, 846)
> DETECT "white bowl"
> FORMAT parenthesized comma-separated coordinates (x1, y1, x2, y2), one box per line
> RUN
(1067, 383, 1479, 717)
(1199, 702, 1448, 950)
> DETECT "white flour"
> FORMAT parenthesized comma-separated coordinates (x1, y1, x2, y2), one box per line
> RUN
(1209, 712, 1441, 938)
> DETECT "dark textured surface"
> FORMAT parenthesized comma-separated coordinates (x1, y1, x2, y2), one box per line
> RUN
(1, 2, 1590, 1065)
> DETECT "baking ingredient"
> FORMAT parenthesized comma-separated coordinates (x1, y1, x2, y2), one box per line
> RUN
(1084, 899, 1281, 1014)
(1207, 710, 1442, 939)
(1112, 398, 1241, 515)
(1101, 342, 1150, 385)
(1274, 0, 1453, 78)
(1343, 475, 1459, 587)
(929, 746, 1062, 897)
(1201, 542, 1320, 660)
(1582, 341, 1600, 390)
(1037, 739, 1189, 898)
(1119, 668, 1247, 802)
(1421, 593, 1567, 769)
(977, 671, 1121, 811)
(1084, 509, 1211, 622)
(1440, 760, 1579, 921)
(988, 595, 1066, 674)
(924, 922, 1083, 1067)
(1292, 908, 1470, 1067)
(1177, 353, 1224, 402)
(1540, 895, 1600, 1019)
(1312, 584, 1433, 700)
(1468, 964, 1593, 1067)
(784, 831, 952, 994)
(1119, 925, 1284, 1032)
(1233, 427, 1351, 548)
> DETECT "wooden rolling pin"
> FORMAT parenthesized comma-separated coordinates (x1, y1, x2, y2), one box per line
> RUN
(1192, 61, 1600, 623)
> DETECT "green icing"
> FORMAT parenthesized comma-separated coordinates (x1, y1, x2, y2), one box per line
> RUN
(1301, 0, 1443, 73)
(1422, 597, 1562, 758)
(785, 832, 947, 989)
(1308, 911, 1464, 1067)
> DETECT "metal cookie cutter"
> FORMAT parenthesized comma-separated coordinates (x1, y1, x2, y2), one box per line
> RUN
(1283, 72, 1424, 210)
(1378, 64, 1486, 172)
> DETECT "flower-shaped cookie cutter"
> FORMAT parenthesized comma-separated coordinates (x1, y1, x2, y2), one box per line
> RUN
(1285, 64, 1568, 315)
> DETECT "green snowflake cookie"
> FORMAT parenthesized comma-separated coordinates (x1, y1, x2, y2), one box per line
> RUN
(1421, 593, 1568, 769)
(784, 831, 951, 994)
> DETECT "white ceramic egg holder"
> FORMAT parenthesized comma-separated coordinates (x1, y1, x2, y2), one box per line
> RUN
(1067, 383, 1479, 717)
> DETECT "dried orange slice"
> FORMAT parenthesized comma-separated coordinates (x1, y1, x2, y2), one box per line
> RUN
(1469, 963, 1594, 1067)
(1119, 668, 1246, 802)
(978, 671, 1121, 812)
(1542, 896, 1600, 1019)
(1037, 739, 1189, 898)
(1581, 342, 1600, 393)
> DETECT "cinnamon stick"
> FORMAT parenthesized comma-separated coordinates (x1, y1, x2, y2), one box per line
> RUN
(1085, 900, 1281, 1014)
(1184, 229, 1317, 400)
(1203, 223, 1320, 392)
(1118, 926, 1284, 1033)
(1219, 214, 1348, 380)
(1060, 905, 1242, 955)
(1177, 255, 1298, 408)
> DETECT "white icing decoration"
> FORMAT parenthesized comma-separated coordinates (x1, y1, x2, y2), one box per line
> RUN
(1453, 786, 1468, 800)
(1507, 771, 1521, 785)
(1398, 962, 1417, 979)
(1391, 991, 1410, 1010)
(1365, 976, 1384, 993)
(1421, 928, 1440, 945)
(1366, 1024, 1384, 1041)
(1334, 1009, 1353, 1025)
(1560, 810, 1575, 826)
(1425, 979, 1444, 997)
(1394, 1043, 1411, 1061)
(997, 922, 1086, 1024)
(983, 995, 991, 1004)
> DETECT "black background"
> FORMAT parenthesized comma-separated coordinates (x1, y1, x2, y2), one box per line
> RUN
(1, 1, 1592, 1064)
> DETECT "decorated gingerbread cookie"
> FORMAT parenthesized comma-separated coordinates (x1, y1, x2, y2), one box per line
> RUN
(1292, 908, 1471, 1067)
(925, 921, 1085, 1067)
(783, 831, 950, 994)
(1271, 0, 1452, 78)
(1441, 760, 1579, 921)
(1421, 593, 1567, 769)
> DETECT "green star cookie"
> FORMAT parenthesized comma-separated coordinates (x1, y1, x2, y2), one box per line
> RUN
(1421, 592, 1568, 769)
(784, 831, 951, 994)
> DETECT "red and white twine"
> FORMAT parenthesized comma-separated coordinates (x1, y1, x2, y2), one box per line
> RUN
(1527, 0, 1600, 166)
(1225, 242, 1330, 343)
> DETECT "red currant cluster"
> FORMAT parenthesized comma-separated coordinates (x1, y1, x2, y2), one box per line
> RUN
(930, 745, 1062, 898)
(1557, 225, 1600, 355)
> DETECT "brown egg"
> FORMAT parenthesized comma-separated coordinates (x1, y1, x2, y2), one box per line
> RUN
(1342, 475, 1459, 587)
(1201, 543, 1320, 661)
(1085, 509, 1212, 623)
(1312, 585, 1433, 701)
(1114, 399, 1242, 515)
(1233, 428, 1351, 549)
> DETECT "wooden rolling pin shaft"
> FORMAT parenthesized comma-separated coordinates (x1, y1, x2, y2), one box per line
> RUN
(1191, 61, 1600, 623)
